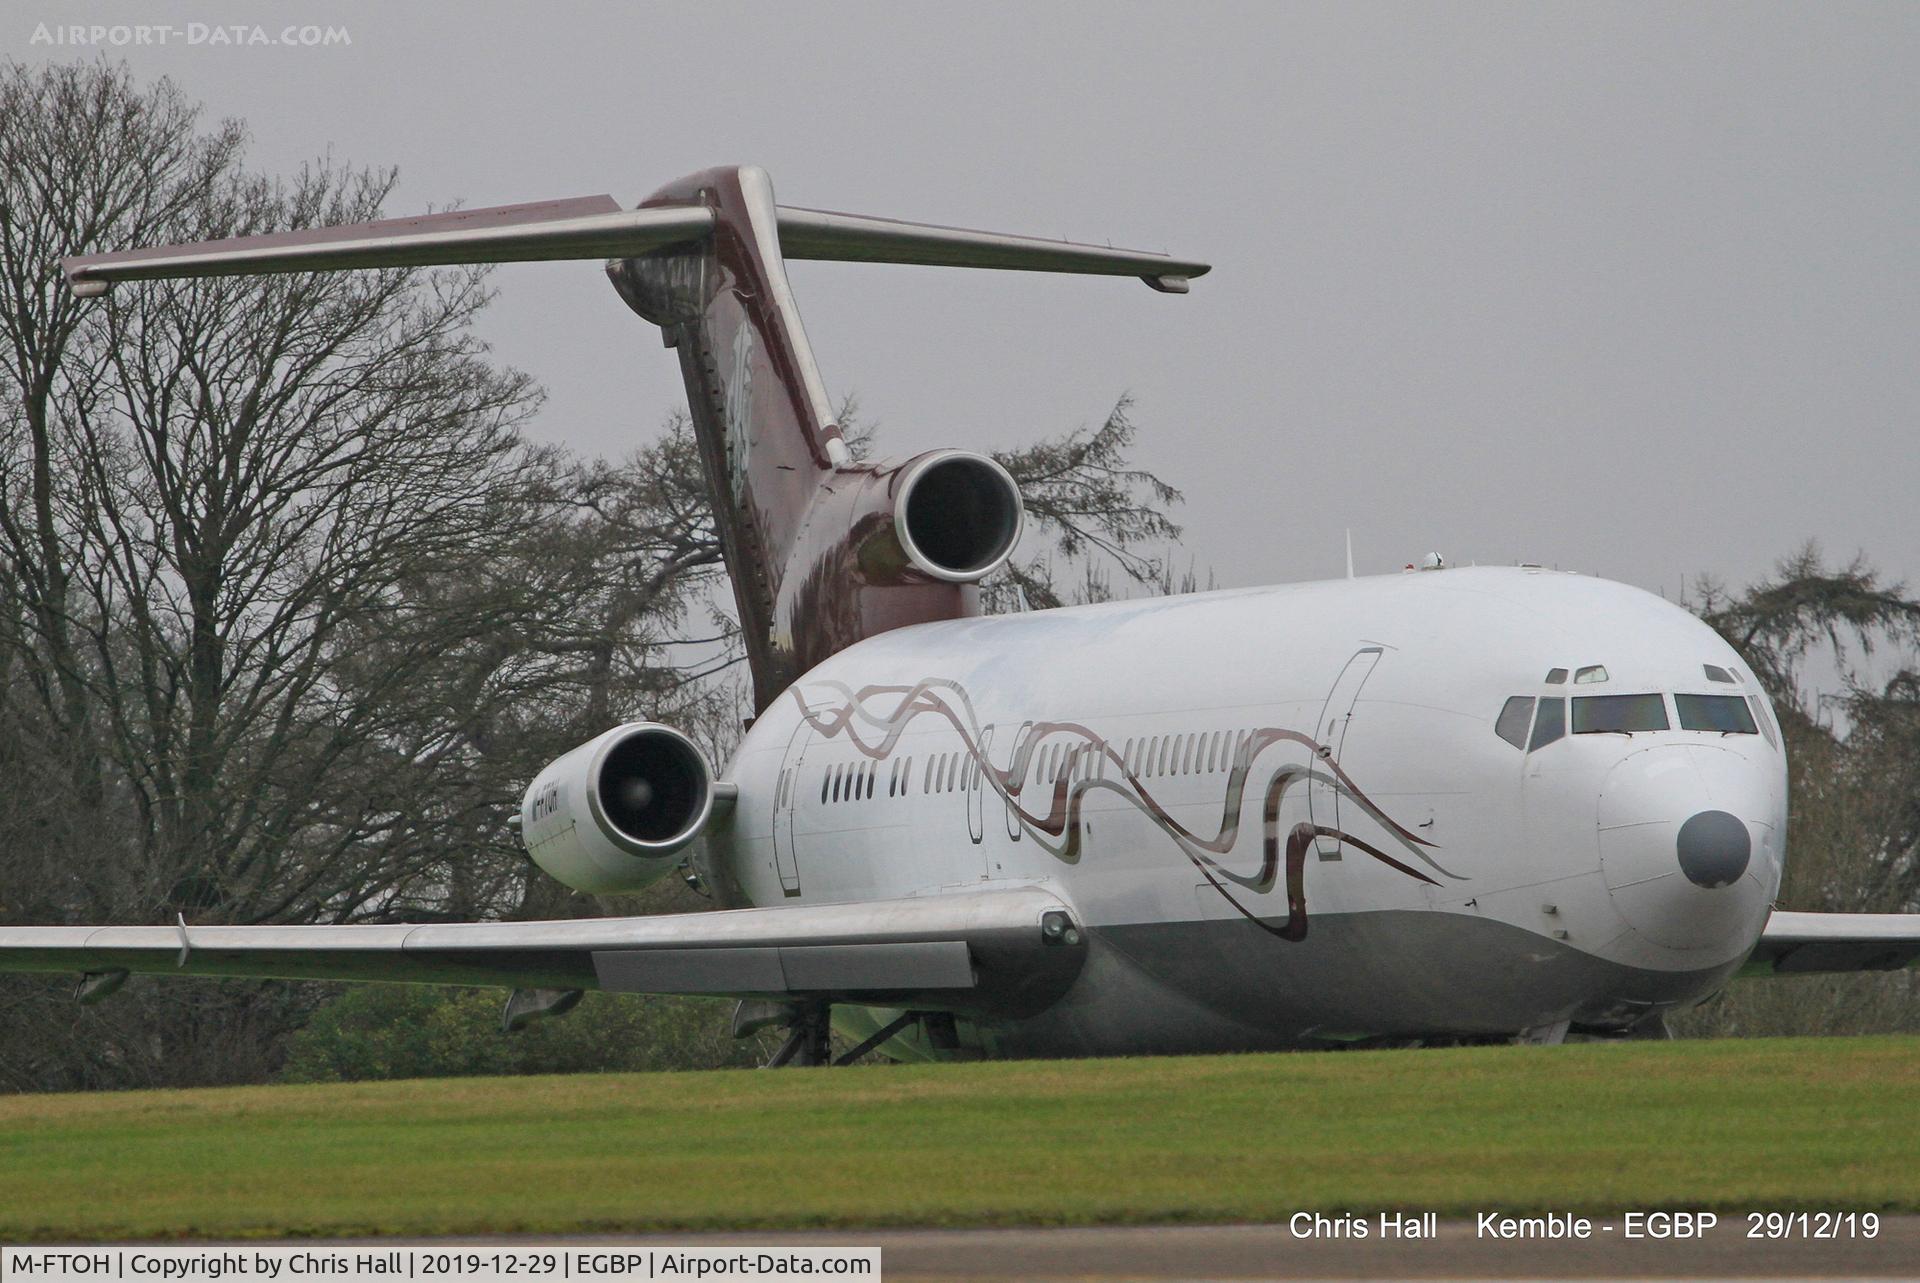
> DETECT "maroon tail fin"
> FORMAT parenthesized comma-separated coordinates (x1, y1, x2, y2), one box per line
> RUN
(607, 167, 848, 708)
(607, 166, 1206, 709)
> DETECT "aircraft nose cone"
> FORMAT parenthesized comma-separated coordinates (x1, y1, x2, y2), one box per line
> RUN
(1675, 809, 1750, 889)
(1597, 746, 1776, 953)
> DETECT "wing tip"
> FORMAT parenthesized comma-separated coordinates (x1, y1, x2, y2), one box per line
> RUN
(60, 258, 111, 298)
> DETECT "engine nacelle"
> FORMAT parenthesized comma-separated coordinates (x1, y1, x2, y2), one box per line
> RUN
(888, 449, 1024, 583)
(519, 723, 719, 895)
(768, 447, 1026, 692)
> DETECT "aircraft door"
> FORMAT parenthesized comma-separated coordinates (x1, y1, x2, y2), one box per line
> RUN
(772, 714, 816, 895)
(1309, 647, 1383, 858)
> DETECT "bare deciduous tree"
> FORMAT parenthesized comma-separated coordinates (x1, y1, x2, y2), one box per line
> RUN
(1, 63, 551, 1087)
(1, 60, 244, 883)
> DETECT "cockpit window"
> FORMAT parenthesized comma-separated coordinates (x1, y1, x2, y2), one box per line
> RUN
(1572, 693, 1669, 734)
(1704, 664, 1735, 683)
(1574, 665, 1609, 684)
(1544, 668, 1568, 684)
(1529, 697, 1565, 749)
(1676, 693, 1758, 734)
(1495, 696, 1535, 749)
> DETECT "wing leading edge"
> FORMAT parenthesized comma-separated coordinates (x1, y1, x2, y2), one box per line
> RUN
(1741, 911, 1920, 976)
(0, 887, 1084, 1020)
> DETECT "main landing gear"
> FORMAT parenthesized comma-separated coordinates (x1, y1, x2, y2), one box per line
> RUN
(737, 1000, 960, 1067)
(764, 1003, 834, 1067)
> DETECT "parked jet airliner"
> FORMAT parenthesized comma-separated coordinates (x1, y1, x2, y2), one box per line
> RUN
(4, 166, 1915, 1065)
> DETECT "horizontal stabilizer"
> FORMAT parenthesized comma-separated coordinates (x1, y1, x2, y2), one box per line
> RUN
(775, 205, 1211, 292)
(1742, 911, 1920, 976)
(61, 195, 713, 296)
(61, 178, 1210, 297)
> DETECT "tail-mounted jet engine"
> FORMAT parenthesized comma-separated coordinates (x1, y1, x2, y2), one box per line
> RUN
(884, 449, 1024, 584)
(759, 447, 1024, 691)
(805, 448, 1024, 587)
(519, 723, 728, 894)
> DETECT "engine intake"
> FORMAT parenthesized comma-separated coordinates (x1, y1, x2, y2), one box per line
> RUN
(519, 723, 718, 894)
(893, 450, 1023, 583)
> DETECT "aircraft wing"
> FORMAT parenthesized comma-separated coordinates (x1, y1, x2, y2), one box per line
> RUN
(0, 887, 1084, 1018)
(1740, 911, 1920, 976)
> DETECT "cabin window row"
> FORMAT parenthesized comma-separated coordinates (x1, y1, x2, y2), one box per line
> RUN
(1112, 728, 1253, 781)
(1024, 728, 1258, 787)
(785, 724, 1269, 808)
(786, 751, 985, 807)
(972, 728, 1266, 796)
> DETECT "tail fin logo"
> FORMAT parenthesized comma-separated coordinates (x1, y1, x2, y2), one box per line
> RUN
(724, 322, 756, 501)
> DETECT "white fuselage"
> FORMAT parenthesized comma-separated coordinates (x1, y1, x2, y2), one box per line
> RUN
(701, 566, 1788, 1056)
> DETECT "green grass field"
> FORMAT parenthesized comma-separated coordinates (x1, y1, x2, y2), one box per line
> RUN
(1, 1036, 1915, 1242)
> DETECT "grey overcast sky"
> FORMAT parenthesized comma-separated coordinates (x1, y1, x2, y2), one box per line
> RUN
(16, 1, 1920, 606)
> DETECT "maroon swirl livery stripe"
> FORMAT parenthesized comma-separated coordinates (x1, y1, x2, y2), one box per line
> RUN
(789, 678, 1463, 941)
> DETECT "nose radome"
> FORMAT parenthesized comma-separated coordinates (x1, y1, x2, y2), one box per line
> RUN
(1676, 809, 1750, 888)
(1597, 746, 1774, 953)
